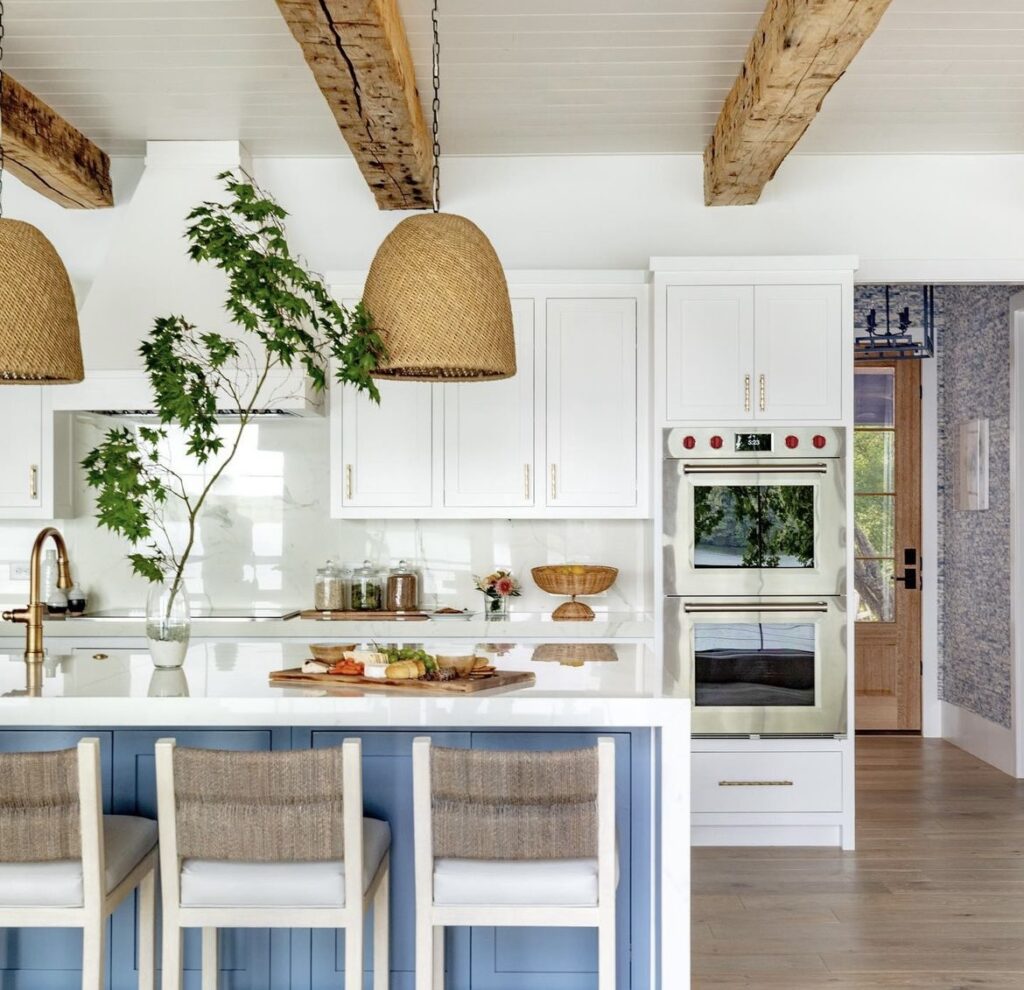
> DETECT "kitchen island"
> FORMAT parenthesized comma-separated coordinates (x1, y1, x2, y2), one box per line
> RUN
(0, 639, 688, 990)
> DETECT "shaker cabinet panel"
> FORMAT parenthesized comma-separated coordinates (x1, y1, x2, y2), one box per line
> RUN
(754, 284, 843, 421)
(546, 298, 638, 508)
(0, 387, 43, 510)
(340, 380, 433, 509)
(665, 285, 754, 422)
(443, 298, 535, 508)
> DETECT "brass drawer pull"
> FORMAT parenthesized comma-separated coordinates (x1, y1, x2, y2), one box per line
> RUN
(524, 463, 530, 500)
(718, 780, 794, 787)
(759, 373, 766, 412)
(743, 374, 751, 413)
(29, 465, 38, 501)
(550, 464, 557, 501)
(345, 464, 353, 500)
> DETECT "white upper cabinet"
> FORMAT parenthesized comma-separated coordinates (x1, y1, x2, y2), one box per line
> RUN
(656, 261, 852, 425)
(0, 388, 43, 511)
(546, 297, 638, 508)
(665, 285, 754, 421)
(755, 284, 842, 421)
(442, 299, 535, 508)
(339, 379, 433, 509)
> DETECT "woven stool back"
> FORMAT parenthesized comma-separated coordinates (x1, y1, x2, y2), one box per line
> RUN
(172, 747, 345, 862)
(430, 746, 599, 860)
(0, 748, 81, 862)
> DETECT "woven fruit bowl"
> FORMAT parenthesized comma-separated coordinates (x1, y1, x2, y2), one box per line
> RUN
(531, 565, 618, 621)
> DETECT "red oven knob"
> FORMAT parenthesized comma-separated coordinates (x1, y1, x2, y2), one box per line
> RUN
(785, 435, 799, 449)
(682, 435, 696, 450)
(710, 435, 723, 449)
(812, 434, 827, 449)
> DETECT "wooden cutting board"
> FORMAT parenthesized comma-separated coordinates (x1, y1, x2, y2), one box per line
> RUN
(270, 668, 536, 694)
(300, 609, 430, 621)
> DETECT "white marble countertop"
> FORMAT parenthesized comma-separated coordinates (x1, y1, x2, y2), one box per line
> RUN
(0, 638, 688, 728)
(16, 610, 654, 643)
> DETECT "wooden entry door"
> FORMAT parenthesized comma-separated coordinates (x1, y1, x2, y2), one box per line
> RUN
(854, 360, 922, 731)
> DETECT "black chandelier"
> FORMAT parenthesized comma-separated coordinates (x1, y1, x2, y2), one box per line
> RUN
(855, 285, 935, 360)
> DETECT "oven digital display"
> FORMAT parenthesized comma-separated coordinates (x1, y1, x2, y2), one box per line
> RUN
(734, 433, 773, 452)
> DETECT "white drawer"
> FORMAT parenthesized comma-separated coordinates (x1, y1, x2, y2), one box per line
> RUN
(692, 751, 843, 814)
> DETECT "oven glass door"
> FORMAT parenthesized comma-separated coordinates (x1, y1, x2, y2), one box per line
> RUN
(663, 461, 846, 596)
(666, 597, 848, 735)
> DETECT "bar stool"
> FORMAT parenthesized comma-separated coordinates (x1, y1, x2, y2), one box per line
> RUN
(155, 738, 390, 990)
(0, 738, 158, 990)
(412, 737, 617, 990)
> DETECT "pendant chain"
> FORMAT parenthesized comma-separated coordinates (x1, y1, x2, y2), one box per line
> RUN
(0, 0, 6, 219)
(431, 0, 440, 213)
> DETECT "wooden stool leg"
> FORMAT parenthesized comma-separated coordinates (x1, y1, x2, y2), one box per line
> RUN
(415, 916, 433, 990)
(138, 871, 156, 990)
(373, 864, 390, 990)
(201, 928, 218, 990)
(345, 919, 364, 990)
(161, 926, 182, 990)
(81, 917, 105, 990)
(432, 927, 445, 989)
(598, 919, 616, 990)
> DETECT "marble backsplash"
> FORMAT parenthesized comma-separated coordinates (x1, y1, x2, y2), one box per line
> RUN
(0, 415, 651, 615)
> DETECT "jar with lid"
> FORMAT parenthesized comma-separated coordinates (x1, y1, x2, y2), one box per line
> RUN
(350, 560, 383, 611)
(314, 560, 348, 612)
(385, 560, 419, 612)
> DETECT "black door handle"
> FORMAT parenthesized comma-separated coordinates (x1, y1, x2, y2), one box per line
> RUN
(892, 569, 918, 591)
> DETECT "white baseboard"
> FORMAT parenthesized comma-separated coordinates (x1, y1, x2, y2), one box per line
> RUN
(941, 701, 1017, 776)
(691, 824, 842, 847)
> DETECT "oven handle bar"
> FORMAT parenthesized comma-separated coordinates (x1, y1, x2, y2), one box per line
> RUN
(683, 601, 831, 614)
(681, 462, 829, 475)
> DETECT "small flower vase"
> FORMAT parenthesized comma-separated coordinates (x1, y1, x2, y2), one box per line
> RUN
(484, 593, 509, 621)
(145, 573, 191, 669)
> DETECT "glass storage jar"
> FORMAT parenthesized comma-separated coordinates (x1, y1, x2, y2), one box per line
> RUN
(385, 559, 419, 612)
(350, 559, 384, 611)
(314, 559, 347, 612)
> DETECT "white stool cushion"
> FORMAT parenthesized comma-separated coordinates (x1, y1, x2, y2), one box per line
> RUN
(180, 817, 390, 909)
(0, 814, 157, 908)
(433, 857, 611, 907)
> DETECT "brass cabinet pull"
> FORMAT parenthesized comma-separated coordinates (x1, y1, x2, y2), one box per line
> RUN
(719, 780, 794, 787)
(550, 464, 557, 501)
(759, 373, 766, 412)
(685, 600, 829, 614)
(29, 465, 38, 501)
(344, 464, 353, 500)
(524, 464, 530, 500)
(743, 374, 751, 413)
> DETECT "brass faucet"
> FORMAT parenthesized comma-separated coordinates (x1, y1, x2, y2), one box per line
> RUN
(2, 527, 73, 664)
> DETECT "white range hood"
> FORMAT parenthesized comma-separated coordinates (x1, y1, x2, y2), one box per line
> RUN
(53, 141, 323, 417)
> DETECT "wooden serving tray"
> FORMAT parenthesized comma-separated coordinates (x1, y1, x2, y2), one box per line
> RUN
(300, 609, 430, 621)
(270, 667, 535, 694)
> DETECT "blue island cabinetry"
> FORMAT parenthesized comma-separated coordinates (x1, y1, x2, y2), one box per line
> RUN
(0, 727, 652, 990)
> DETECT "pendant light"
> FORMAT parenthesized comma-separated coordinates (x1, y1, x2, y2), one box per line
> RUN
(362, 0, 515, 382)
(0, 2, 84, 384)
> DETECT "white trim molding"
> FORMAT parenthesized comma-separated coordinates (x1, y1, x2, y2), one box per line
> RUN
(941, 702, 1016, 777)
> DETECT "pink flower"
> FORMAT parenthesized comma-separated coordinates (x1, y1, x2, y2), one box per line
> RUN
(494, 576, 515, 596)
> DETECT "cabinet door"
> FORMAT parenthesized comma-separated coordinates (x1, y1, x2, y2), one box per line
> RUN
(0, 387, 42, 509)
(546, 298, 637, 509)
(754, 284, 843, 421)
(664, 285, 754, 421)
(340, 380, 433, 509)
(443, 298, 535, 508)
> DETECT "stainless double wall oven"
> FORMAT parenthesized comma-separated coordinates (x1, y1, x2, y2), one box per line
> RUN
(663, 427, 848, 735)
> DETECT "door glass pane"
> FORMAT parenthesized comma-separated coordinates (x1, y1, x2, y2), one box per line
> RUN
(854, 431, 894, 493)
(694, 485, 815, 568)
(855, 558, 895, 622)
(694, 622, 815, 706)
(855, 368, 895, 426)
(854, 494, 895, 558)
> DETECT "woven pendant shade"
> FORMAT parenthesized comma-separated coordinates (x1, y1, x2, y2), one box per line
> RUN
(0, 219, 83, 383)
(363, 213, 515, 382)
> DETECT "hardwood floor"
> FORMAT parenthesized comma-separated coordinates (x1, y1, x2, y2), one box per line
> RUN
(692, 736, 1024, 989)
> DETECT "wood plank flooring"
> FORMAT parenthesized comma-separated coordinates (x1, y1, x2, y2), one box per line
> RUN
(693, 736, 1024, 989)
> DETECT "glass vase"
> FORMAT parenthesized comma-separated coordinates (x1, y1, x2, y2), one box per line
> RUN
(484, 593, 509, 621)
(145, 573, 191, 669)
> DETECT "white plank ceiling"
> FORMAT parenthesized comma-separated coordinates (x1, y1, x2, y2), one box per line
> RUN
(3, 0, 1023, 158)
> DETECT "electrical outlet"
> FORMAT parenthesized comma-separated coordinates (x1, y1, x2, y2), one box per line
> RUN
(10, 563, 29, 580)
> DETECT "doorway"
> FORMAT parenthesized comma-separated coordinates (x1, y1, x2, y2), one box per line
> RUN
(854, 359, 923, 731)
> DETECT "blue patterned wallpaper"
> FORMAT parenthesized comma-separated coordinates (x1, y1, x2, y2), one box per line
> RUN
(855, 285, 1018, 729)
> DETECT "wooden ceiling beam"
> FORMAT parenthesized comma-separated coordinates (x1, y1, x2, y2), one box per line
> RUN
(275, 0, 433, 210)
(704, 0, 891, 206)
(1, 74, 112, 209)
